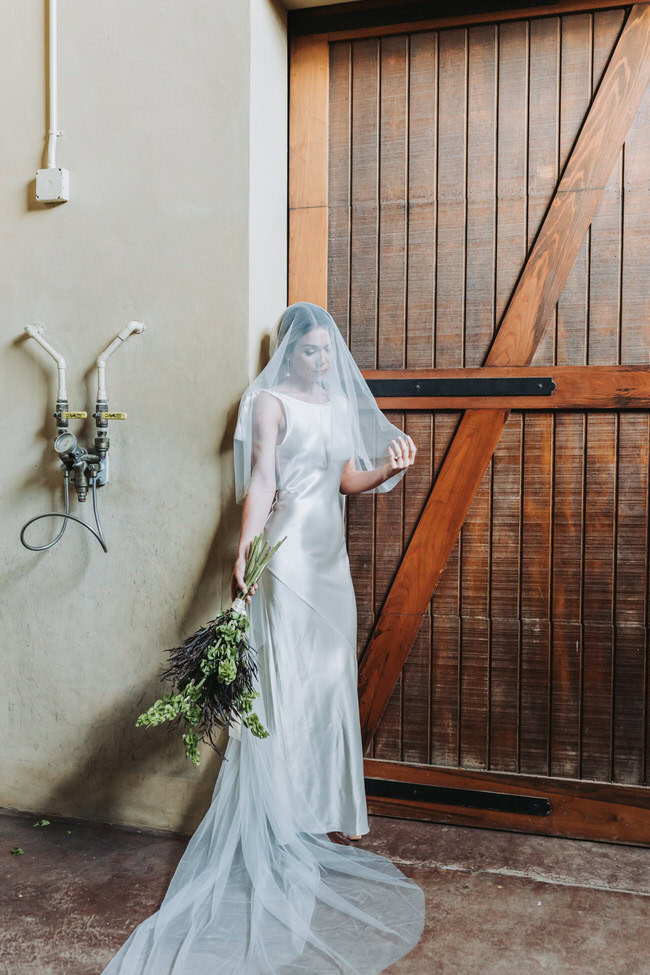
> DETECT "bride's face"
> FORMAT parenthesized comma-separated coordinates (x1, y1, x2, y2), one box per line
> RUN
(290, 327, 331, 385)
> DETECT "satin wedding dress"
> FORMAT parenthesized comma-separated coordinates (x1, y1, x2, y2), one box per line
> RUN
(101, 386, 425, 974)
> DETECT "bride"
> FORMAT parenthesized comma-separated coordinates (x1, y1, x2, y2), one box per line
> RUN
(101, 302, 425, 974)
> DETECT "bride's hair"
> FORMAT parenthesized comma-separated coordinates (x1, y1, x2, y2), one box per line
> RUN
(273, 302, 332, 365)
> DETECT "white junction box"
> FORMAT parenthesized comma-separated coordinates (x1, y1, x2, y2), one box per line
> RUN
(36, 167, 70, 203)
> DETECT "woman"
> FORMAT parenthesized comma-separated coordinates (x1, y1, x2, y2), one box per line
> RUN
(101, 302, 425, 974)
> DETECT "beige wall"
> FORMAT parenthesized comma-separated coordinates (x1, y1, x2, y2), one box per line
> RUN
(0, 0, 287, 833)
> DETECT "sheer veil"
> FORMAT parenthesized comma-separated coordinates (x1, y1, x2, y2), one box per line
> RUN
(101, 302, 425, 974)
(234, 301, 409, 504)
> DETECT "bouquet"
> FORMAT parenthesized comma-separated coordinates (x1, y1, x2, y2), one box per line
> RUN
(136, 532, 286, 765)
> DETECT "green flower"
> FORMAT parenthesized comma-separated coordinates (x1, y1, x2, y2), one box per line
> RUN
(183, 732, 200, 765)
(243, 712, 269, 739)
(218, 659, 237, 684)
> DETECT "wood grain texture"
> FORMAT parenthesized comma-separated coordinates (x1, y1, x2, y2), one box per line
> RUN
(315, 6, 650, 832)
(363, 758, 650, 846)
(528, 15, 560, 367)
(405, 30, 437, 369)
(327, 41, 352, 342)
(489, 4, 650, 369)
(289, 33, 329, 306)
(357, 5, 650, 752)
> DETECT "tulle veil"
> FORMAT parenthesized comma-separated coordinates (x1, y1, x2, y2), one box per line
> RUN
(234, 302, 410, 503)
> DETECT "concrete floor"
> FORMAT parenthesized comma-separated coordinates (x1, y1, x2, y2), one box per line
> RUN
(1, 806, 649, 975)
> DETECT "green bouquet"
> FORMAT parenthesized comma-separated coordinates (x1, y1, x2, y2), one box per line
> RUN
(136, 533, 285, 765)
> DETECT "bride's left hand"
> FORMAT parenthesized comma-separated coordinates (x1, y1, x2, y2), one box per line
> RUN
(387, 435, 417, 472)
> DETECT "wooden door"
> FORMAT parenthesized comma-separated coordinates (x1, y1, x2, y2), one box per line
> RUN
(289, 2, 650, 844)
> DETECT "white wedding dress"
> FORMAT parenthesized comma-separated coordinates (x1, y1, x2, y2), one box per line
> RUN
(101, 387, 425, 974)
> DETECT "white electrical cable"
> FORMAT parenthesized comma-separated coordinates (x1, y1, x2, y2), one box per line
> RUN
(46, 0, 58, 169)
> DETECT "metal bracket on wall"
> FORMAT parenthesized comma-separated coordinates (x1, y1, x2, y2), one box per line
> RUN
(365, 377, 556, 398)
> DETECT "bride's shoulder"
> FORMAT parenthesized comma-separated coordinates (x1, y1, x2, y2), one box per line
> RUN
(252, 388, 286, 425)
(255, 388, 285, 406)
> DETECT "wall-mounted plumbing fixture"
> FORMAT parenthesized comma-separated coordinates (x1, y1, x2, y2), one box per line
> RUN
(35, 0, 69, 204)
(20, 321, 146, 553)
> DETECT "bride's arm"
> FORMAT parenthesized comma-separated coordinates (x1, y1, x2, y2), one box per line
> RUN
(231, 394, 283, 602)
(339, 435, 416, 495)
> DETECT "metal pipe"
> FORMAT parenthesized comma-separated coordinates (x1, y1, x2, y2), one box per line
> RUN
(96, 320, 145, 400)
(24, 323, 67, 400)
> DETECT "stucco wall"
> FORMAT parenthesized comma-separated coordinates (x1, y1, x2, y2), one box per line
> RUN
(0, 0, 287, 833)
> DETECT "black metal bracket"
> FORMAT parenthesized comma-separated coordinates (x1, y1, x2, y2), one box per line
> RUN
(365, 777, 552, 817)
(367, 377, 556, 398)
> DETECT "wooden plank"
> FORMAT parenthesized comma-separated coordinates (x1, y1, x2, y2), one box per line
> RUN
(528, 14, 560, 366)
(621, 56, 650, 365)
(519, 414, 553, 775)
(552, 413, 585, 624)
(521, 415, 553, 623)
(583, 413, 617, 624)
(550, 621, 582, 778)
(289, 34, 329, 306)
(362, 365, 650, 410)
(363, 758, 650, 845)
(616, 413, 649, 626)
(487, 21, 528, 777)
(495, 19, 529, 329)
(401, 616, 431, 765)
(400, 33, 437, 766)
(460, 617, 490, 768)
(556, 13, 592, 367)
(430, 415, 463, 767)
(489, 618, 520, 772)
(613, 625, 647, 785)
(327, 41, 352, 342)
(581, 623, 615, 780)
(289, 208, 328, 308)
(377, 33, 408, 370)
(358, 4, 650, 749)
(371, 34, 409, 759)
(519, 620, 552, 775)
(588, 9, 626, 365)
(435, 28, 467, 368)
(430, 613, 461, 766)
(346, 36, 380, 709)
(465, 23, 497, 366)
(372, 413, 405, 762)
(457, 25, 498, 774)
(402, 414, 434, 764)
(548, 11, 592, 785)
(405, 30, 437, 369)
(349, 37, 380, 368)
(489, 415, 523, 773)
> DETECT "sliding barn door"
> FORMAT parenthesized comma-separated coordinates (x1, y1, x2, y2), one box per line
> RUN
(289, 2, 650, 843)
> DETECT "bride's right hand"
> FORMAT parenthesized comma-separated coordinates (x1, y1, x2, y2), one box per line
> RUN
(231, 552, 258, 604)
